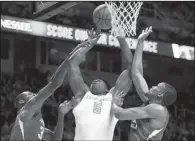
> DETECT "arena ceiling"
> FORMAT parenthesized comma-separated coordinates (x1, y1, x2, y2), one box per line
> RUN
(1, 1, 194, 46)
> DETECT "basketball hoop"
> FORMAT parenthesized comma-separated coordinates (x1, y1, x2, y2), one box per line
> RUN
(105, 1, 143, 37)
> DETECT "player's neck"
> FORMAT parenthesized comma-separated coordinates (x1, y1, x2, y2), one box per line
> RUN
(149, 100, 161, 105)
(91, 89, 107, 95)
(92, 92, 106, 96)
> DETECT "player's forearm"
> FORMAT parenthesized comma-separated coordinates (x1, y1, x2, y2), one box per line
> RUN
(114, 108, 138, 121)
(117, 37, 133, 67)
(52, 112, 65, 141)
(49, 41, 87, 87)
(68, 42, 95, 65)
(131, 40, 149, 102)
(132, 40, 144, 76)
(49, 58, 69, 88)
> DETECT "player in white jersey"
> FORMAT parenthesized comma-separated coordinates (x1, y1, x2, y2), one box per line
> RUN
(67, 28, 133, 140)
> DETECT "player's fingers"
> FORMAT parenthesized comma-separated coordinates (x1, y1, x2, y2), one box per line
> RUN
(118, 91, 124, 96)
(67, 101, 73, 108)
(87, 30, 90, 36)
(63, 100, 68, 104)
(114, 90, 119, 96)
(96, 28, 101, 35)
(120, 93, 127, 98)
(149, 26, 152, 31)
(148, 26, 153, 33)
(94, 34, 101, 42)
(143, 29, 146, 33)
(67, 101, 72, 105)
(90, 28, 94, 35)
(145, 27, 149, 33)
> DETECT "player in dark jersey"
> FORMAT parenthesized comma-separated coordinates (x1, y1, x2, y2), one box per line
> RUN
(112, 27, 177, 141)
(10, 42, 89, 141)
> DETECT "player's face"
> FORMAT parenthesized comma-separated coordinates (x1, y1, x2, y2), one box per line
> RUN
(90, 79, 108, 95)
(147, 86, 161, 100)
(20, 92, 36, 105)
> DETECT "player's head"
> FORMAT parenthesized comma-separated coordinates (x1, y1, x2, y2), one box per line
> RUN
(147, 82, 177, 106)
(15, 91, 36, 109)
(90, 79, 109, 95)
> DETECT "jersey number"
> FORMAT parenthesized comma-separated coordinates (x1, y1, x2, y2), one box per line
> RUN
(93, 102, 102, 114)
(38, 126, 44, 139)
(131, 120, 138, 129)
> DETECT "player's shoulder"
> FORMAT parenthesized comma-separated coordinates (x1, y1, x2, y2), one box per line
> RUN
(146, 104, 167, 117)
(17, 110, 28, 122)
(17, 107, 35, 122)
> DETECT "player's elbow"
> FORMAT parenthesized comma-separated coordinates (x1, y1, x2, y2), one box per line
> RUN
(115, 113, 129, 121)
(114, 110, 129, 121)
(115, 113, 123, 120)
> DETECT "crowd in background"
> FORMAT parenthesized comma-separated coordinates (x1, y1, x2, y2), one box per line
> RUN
(1, 63, 194, 141)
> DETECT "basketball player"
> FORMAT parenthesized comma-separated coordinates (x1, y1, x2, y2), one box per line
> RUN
(112, 26, 177, 141)
(67, 27, 133, 140)
(10, 43, 88, 141)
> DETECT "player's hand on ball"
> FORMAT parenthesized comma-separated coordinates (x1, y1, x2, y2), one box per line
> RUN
(138, 26, 152, 42)
(73, 28, 101, 50)
(59, 100, 73, 115)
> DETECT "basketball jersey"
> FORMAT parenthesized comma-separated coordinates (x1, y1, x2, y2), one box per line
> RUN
(129, 103, 169, 141)
(73, 91, 118, 140)
(11, 112, 45, 141)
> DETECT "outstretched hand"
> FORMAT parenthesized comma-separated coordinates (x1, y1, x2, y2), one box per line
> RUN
(68, 28, 101, 62)
(58, 99, 73, 115)
(138, 26, 152, 42)
(87, 28, 101, 45)
(112, 91, 127, 107)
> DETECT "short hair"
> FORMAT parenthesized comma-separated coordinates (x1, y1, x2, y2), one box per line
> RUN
(15, 91, 32, 108)
(158, 82, 177, 106)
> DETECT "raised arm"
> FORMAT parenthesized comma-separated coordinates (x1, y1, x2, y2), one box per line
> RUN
(19, 44, 81, 121)
(109, 34, 133, 103)
(43, 99, 73, 141)
(68, 28, 101, 96)
(131, 27, 152, 102)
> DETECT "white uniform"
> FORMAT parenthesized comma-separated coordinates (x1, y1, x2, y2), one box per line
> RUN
(73, 91, 118, 140)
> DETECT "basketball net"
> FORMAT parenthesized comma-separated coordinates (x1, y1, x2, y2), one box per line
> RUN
(105, 1, 143, 37)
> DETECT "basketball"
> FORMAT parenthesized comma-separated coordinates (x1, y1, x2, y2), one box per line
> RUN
(93, 4, 112, 30)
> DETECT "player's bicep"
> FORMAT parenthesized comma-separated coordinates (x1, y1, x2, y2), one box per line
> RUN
(110, 69, 132, 95)
(68, 63, 89, 96)
(115, 107, 151, 120)
(132, 73, 149, 102)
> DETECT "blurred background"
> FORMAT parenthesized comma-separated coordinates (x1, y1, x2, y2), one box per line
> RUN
(1, 1, 194, 141)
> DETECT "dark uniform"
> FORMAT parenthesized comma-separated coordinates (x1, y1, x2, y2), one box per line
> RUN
(129, 102, 169, 141)
(10, 113, 45, 141)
